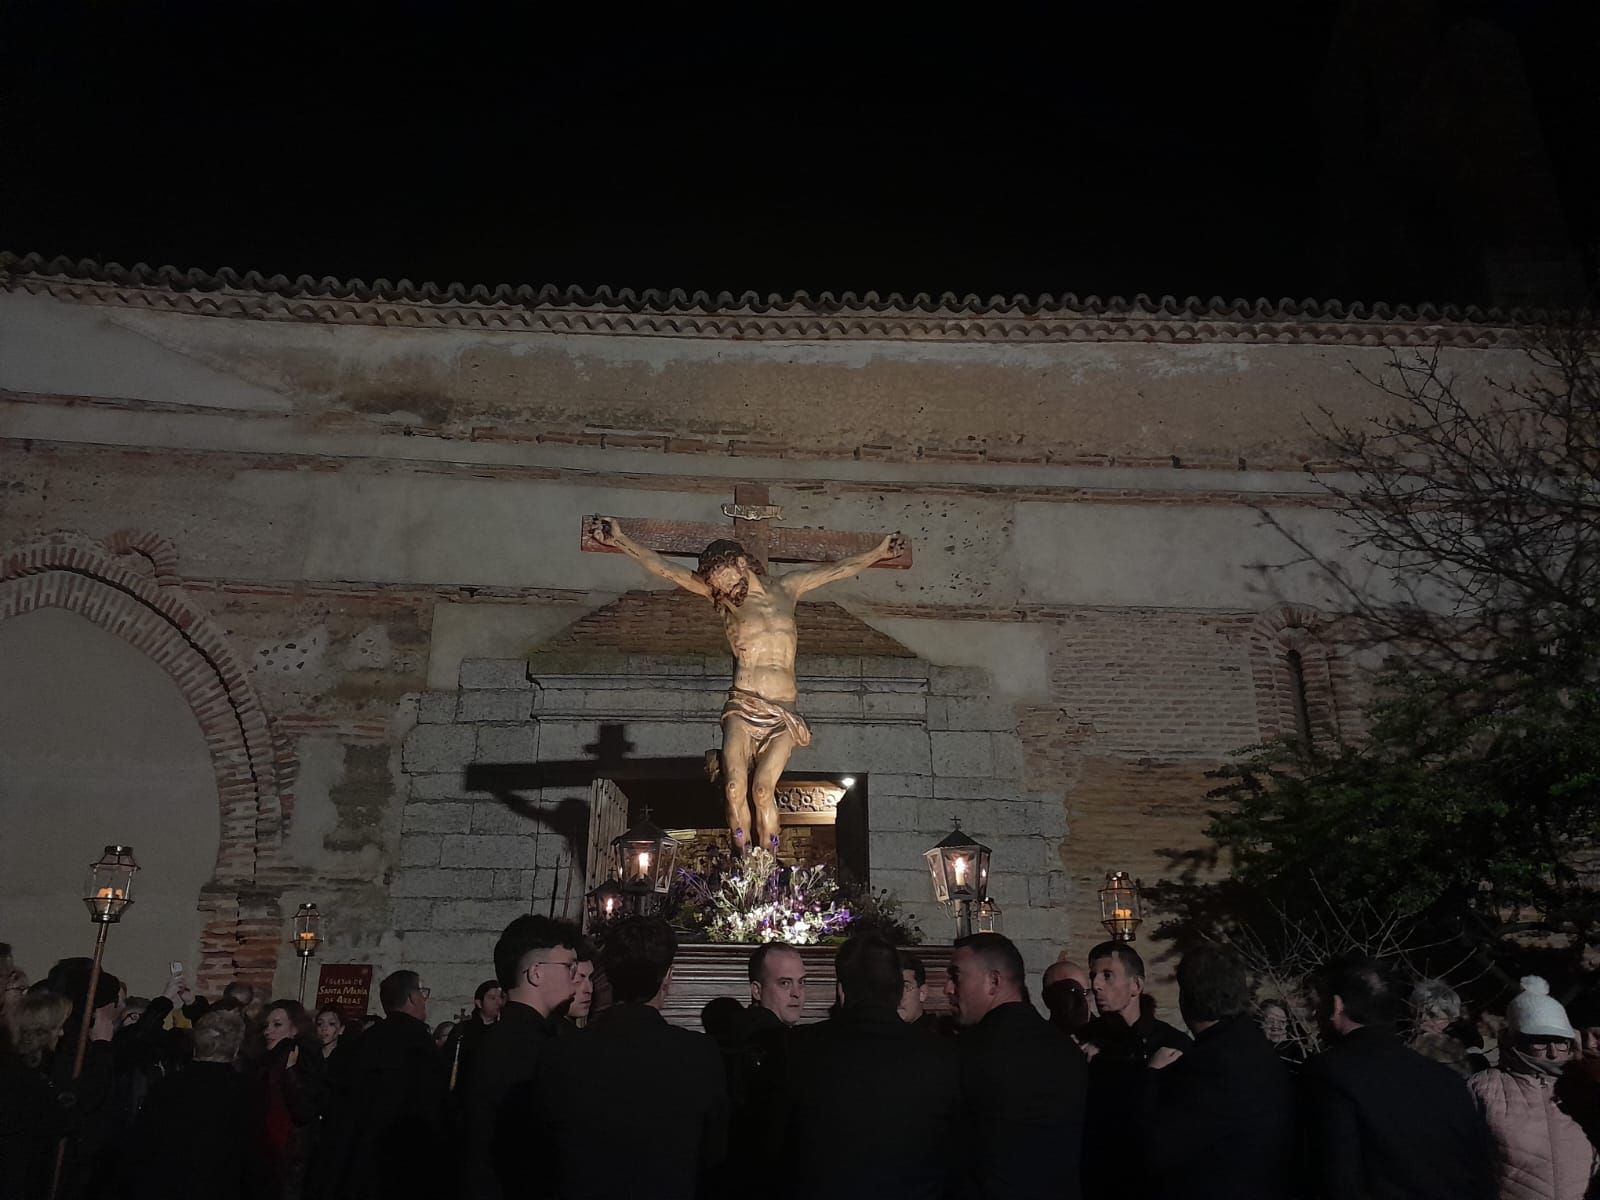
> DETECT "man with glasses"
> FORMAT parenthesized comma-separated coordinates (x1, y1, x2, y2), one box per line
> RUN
(319, 969, 450, 1196)
(520, 917, 728, 1200)
(463, 915, 578, 1200)
(1041, 958, 1092, 1036)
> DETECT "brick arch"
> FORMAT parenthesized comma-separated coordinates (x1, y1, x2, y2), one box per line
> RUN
(0, 530, 289, 990)
(1248, 604, 1357, 750)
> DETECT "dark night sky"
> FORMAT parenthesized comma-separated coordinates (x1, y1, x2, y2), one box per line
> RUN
(3, 1, 1595, 305)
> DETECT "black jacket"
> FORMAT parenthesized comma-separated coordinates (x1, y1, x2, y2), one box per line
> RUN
(1300, 1025, 1494, 1200)
(959, 1001, 1088, 1200)
(462, 1001, 559, 1200)
(776, 1004, 961, 1200)
(1142, 1014, 1294, 1200)
(315, 1011, 448, 1200)
(515, 1003, 728, 1200)
(124, 1060, 251, 1200)
(0, 1053, 71, 1200)
(1081, 1007, 1192, 1192)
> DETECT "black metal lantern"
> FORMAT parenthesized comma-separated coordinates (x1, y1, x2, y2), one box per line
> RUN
(976, 897, 1004, 935)
(924, 820, 991, 906)
(1098, 871, 1143, 941)
(290, 902, 324, 1004)
(584, 878, 627, 929)
(83, 845, 139, 923)
(292, 903, 323, 958)
(611, 810, 679, 898)
(925, 820, 992, 940)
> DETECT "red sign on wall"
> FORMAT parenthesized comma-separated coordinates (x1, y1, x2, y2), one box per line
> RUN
(314, 964, 374, 1019)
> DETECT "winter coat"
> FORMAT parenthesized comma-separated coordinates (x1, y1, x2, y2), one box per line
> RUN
(1468, 1055, 1598, 1200)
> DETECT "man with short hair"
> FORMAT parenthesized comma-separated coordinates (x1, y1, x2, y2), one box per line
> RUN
(319, 970, 449, 1199)
(1302, 955, 1493, 1200)
(748, 942, 807, 1027)
(1042, 958, 1092, 1035)
(947, 933, 1087, 1199)
(444, 979, 504, 1093)
(898, 950, 935, 1030)
(778, 934, 960, 1198)
(1080, 941, 1191, 1192)
(126, 1010, 251, 1199)
(519, 918, 728, 1199)
(561, 939, 597, 1032)
(464, 915, 578, 1200)
(1140, 944, 1294, 1198)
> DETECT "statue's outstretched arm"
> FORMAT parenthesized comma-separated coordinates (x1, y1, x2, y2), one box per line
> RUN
(784, 533, 906, 596)
(587, 516, 711, 598)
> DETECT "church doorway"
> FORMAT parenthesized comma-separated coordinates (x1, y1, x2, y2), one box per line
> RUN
(610, 772, 870, 883)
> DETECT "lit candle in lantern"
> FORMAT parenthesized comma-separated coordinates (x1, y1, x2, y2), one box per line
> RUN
(953, 856, 968, 887)
(1114, 906, 1133, 920)
(636, 850, 651, 877)
(603, 896, 616, 917)
(297, 931, 316, 946)
(96, 887, 124, 901)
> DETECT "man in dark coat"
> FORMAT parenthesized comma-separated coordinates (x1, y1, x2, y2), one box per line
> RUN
(1141, 945, 1293, 1200)
(443, 978, 503, 1096)
(124, 1009, 251, 1200)
(316, 970, 449, 1200)
(776, 934, 960, 1200)
(514, 917, 728, 1200)
(1080, 941, 1192, 1192)
(947, 932, 1087, 1200)
(1301, 955, 1494, 1200)
(463, 915, 577, 1200)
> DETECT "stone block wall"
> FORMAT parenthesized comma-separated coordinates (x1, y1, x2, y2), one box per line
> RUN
(394, 650, 1073, 1017)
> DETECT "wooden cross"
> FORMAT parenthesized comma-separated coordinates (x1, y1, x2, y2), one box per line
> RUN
(580, 481, 912, 572)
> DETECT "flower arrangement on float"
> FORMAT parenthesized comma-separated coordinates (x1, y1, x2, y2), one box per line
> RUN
(660, 848, 922, 946)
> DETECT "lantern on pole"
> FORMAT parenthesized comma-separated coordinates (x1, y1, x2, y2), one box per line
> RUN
(924, 820, 992, 940)
(583, 878, 627, 930)
(83, 845, 138, 923)
(611, 809, 678, 912)
(54, 846, 140, 1199)
(1098, 871, 1142, 941)
(976, 897, 1004, 934)
(291, 903, 323, 1004)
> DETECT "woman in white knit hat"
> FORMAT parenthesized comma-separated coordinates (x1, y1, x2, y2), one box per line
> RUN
(1467, 976, 1597, 1200)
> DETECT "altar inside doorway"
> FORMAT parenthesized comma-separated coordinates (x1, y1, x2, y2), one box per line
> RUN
(609, 773, 871, 883)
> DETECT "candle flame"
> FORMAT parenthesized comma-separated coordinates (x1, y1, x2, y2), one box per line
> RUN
(953, 856, 968, 886)
(637, 851, 651, 874)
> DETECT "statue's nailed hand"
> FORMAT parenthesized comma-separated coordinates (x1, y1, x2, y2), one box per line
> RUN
(589, 516, 624, 547)
(878, 531, 908, 560)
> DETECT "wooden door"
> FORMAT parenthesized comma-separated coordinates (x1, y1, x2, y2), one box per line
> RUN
(583, 777, 629, 928)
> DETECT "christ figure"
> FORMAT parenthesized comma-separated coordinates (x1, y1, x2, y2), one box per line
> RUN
(587, 516, 906, 856)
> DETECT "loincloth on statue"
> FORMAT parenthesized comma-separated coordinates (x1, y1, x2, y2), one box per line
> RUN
(720, 686, 813, 751)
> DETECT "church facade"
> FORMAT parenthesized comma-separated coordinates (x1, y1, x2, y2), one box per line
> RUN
(0, 256, 1527, 1011)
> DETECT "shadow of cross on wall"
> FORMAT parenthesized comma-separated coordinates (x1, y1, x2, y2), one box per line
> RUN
(463, 722, 713, 880)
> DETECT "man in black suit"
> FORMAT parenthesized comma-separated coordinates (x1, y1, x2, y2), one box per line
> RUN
(465, 914, 578, 1200)
(1301, 955, 1494, 1200)
(519, 917, 728, 1200)
(1080, 940, 1192, 1192)
(777, 934, 960, 1200)
(317, 969, 450, 1200)
(1141, 944, 1294, 1199)
(947, 932, 1088, 1200)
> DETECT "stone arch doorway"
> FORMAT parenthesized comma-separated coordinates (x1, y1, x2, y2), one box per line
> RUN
(0, 531, 291, 991)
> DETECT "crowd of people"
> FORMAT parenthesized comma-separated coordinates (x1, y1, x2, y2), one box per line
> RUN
(4, 926, 1600, 1200)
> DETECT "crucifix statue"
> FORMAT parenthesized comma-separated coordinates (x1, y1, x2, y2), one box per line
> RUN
(582, 482, 911, 856)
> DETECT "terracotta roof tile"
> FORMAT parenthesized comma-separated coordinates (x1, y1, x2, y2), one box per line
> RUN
(0, 252, 1542, 348)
